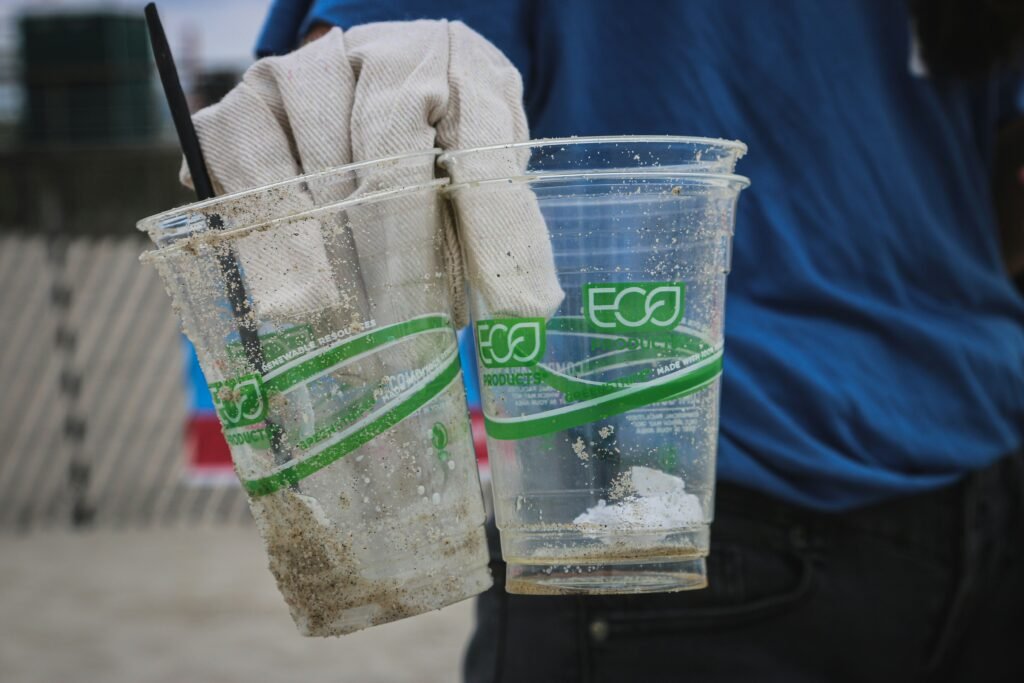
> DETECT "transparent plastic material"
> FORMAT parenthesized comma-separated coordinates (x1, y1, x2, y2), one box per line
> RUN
(439, 135, 746, 180)
(137, 150, 440, 248)
(140, 179, 490, 635)
(444, 139, 749, 595)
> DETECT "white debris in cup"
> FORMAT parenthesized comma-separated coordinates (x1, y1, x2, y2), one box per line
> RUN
(573, 466, 702, 529)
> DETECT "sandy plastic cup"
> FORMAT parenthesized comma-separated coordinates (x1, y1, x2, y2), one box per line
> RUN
(441, 137, 749, 595)
(138, 159, 491, 635)
(138, 150, 442, 248)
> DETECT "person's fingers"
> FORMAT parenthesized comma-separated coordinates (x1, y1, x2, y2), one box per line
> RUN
(437, 22, 564, 319)
(342, 20, 563, 321)
(182, 33, 358, 321)
(339, 22, 451, 327)
(181, 82, 300, 195)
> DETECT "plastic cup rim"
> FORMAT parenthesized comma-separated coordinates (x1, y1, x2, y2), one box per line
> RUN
(141, 177, 449, 261)
(445, 170, 751, 193)
(437, 135, 748, 167)
(136, 148, 442, 235)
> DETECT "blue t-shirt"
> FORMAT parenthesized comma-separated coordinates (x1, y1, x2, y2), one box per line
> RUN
(257, 0, 1024, 511)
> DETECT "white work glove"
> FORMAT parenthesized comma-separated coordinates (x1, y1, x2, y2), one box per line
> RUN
(181, 20, 564, 328)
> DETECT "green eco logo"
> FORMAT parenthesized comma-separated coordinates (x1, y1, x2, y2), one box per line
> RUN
(583, 282, 686, 333)
(477, 318, 546, 369)
(209, 373, 268, 429)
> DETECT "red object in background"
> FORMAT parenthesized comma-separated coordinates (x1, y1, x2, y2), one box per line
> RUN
(471, 408, 490, 479)
(184, 413, 234, 482)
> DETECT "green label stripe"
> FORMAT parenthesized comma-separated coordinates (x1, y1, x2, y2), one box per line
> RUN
(535, 316, 715, 394)
(242, 351, 463, 497)
(484, 352, 723, 441)
(263, 314, 451, 395)
(479, 315, 723, 441)
(529, 315, 717, 397)
(546, 316, 709, 355)
(293, 392, 376, 451)
(227, 324, 315, 370)
(571, 347, 680, 378)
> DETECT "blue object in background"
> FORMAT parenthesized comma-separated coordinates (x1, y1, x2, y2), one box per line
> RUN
(184, 339, 214, 413)
(457, 327, 481, 411)
(256, 0, 1024, 511)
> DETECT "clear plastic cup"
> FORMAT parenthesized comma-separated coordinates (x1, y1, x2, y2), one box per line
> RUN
(442, 137, 749, 595)
(139, 166, 491, 635)
(137, 150, 441, 248)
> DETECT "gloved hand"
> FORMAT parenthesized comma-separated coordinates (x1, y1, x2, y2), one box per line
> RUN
(181, 19, 564, 328)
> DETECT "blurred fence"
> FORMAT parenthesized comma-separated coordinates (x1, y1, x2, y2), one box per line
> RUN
(0, 235, 250, 531)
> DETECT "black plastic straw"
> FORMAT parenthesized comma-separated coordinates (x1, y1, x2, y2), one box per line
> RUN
(145, 3, 289, 466)
(144, 3, 216, 200)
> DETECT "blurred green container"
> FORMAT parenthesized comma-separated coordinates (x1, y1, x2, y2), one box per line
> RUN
(19, 11, 156, 144)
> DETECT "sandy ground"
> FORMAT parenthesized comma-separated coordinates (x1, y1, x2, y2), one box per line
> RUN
(0, 527, 477, 683)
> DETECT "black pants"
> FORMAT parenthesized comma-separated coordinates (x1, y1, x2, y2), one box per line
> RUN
(464, 452, 1024, 683)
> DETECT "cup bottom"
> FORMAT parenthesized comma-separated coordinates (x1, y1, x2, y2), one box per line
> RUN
(253, 486, 492, 637)
(301, 561, 493, 636)
(505, 556, 707, 595)
(499, 524, 710, 595)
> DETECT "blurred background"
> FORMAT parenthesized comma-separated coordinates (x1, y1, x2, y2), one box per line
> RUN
(0, 2, 474, 681)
